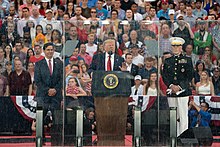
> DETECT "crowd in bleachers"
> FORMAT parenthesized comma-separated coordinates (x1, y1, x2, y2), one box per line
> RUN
(0, 0, 220, 135)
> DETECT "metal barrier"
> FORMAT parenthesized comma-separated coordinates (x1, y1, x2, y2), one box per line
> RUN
(134, 107, 141, 147)
(36, 108, 43, 147)
(170, 107, 177, 147)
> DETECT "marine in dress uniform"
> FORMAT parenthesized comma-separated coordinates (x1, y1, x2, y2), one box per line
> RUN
(162, 37, 194, 137)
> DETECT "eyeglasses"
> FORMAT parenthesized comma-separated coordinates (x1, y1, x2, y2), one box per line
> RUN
(46, 28, 52, 30)
(91, 11, 96, 13)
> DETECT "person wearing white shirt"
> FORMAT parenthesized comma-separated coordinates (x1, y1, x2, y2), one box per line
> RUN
(39, 9, 62, 34)
(131, 75, 144, 95)
(17, 7, 37, 37)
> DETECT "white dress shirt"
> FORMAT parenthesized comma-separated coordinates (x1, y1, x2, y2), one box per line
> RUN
(105, 52, 114, 71)
(45, 57, 54, 74)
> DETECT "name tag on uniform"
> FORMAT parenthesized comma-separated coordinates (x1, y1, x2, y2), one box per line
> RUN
(178, 59, 187, 64)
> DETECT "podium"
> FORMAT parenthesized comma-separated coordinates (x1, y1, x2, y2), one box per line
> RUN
(92, 71, 131, 146)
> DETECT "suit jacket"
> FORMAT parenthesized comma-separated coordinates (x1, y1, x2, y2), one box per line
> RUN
(162, 54, 194, 97)
(89, 53, 124, 73)
(34, 58, 63, 101)
(129, 63, 139, 77)
(102, 5, 114, 11)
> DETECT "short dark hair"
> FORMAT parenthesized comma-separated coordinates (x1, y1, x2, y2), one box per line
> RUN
(22, 7, 29, 11)
(43, 42, 54, 50)
(125, 53, 132, 58)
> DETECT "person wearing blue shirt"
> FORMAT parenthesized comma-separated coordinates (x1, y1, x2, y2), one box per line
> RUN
(79, 0, 97, 9)
(157, 0, 170, 20)
(96, 0, 108, 20)
(188, 100, 211, 128)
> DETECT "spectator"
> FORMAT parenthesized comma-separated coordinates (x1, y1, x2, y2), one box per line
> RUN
(51, 0, 61, 12)
(4, 45, 12, 62)
(39, 0, 50, 17)
(39, 9, 63, 34)
(17, 7, 36, 38)
(211, 17, 220, 60)
(131, 2, 143, 21)
(44, 24, 53, 42)
(78, 43, 92, 66)
(0, 0, 10, 19)
(85, 34, 97, 58)
(192, 60, 210, 88)
(29, 44, 44, 63)
(120, 0, 133, 11)
(79, 0, 97, 8)
(130, 75, 144, 95)
(113, 0, 125, 20)
(2, 60, 11, 79)
(159, 23, 172, 54)
(66, 1, 75, 17)
(80, 63, 92, 95)
(8, 59, 32, 95)
(0, 47, 7, 74)
(184, 44, 199, 67)
(175, 1, 186, 16)
(81, 0, 91, 18)
(212, 66, 220, 96)
(138, 56, 157, 83)
(6, 22, 19, 47)
(193, 21, 212, 55)
(125, 30, 143, 48)
(124, 9, 139, 30)
(13, 41, 27, 64)
(27, 62, 35, 84)
(143, 72, 160, 96)
(200, 46, 217, 70)
(188, 100, 211, 128)
(31, 6, 44, 25)
(87, 8, 100, 27)
(157, 0, 170, 20)
(0, 73, 8, 96)
(70, 6, 86, 25)
(96, 0, 108, 20)
(55, 5, 65, 20)
(103, 0, 113, 18)
(202, 0, 215, 14)
(84, 107, 96, 133)
(148, 6, 159, 21)
(129, 44, 144, 68)
(32, 33, 48, 48)
(66, 77, 87, 108)
(195, 70, 215, 96)
(172, 14, 194, 51)
(193, 0, 207, 19)
(51, 29, 63, 53)
(26, 48, 35, 68)
(124, 53, 139, 77)
(184, 4, 197, 28)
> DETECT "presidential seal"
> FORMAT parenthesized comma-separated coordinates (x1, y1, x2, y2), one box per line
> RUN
(103, 74, 119, 89)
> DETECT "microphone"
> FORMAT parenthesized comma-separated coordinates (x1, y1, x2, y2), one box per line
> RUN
(108, 51, 113, 56)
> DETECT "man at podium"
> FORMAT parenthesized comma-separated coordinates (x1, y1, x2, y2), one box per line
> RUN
(89, 38, 124, 73)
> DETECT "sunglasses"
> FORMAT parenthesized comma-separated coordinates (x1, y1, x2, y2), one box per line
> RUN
(46, 28, 52, 30)
(91, 11, 96, 13)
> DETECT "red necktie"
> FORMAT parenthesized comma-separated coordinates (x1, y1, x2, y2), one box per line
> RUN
(107, 55, 112, 71)
(49, 59, 52, 75)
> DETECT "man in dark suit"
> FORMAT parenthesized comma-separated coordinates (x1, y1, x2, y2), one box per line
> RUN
(89, 38, 124, 73)
(162, 37, 194, 137)
(124, 53, 139, 86)
(34, 42, 63, 111)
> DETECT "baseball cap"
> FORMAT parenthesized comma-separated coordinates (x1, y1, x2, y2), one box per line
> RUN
(168, 9, 175, 15)
(69, 56, 78, 61)
(161, 0, 168, 4)
(134, 75, 142, 80)
(176, 14, 184, 20)
(45, 9, 53, 14)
